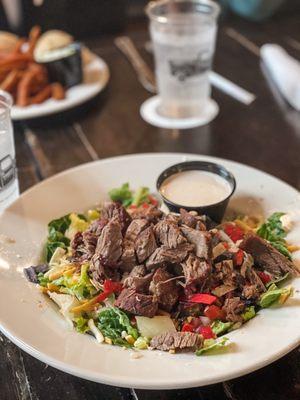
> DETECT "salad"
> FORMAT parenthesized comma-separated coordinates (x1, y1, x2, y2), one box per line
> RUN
(24, 184, 299, 355)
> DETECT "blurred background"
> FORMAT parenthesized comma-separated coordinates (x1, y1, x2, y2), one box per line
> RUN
(1, 0, 300, 37)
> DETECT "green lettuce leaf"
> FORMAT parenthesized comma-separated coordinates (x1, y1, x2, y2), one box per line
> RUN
(241, 306, 256, 321)
(109, 183, 133, 206)
(132, 187, 150, 206)
(46, 215, 71, 262)
(74, 316, 89, 334)
(196, 337, 229, 356)
(259, 283, 292, 308)
(211, 320, 233, 336)
(257, 212, 291, 259)
(98, 307, 138, 347)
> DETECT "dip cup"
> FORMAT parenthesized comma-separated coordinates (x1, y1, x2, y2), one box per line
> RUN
(156, 161, 236, 222)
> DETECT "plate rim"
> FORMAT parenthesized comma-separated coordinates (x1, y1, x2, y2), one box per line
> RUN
(0, 152, 299, 389)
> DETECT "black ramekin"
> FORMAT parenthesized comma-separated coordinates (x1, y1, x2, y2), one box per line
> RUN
(156, 161, 236, 223)
(40, 42, 83, 89)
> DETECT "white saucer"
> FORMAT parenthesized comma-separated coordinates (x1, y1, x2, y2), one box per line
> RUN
(140, 96, 219, 129)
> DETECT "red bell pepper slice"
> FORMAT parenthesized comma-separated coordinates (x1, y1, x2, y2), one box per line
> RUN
(96, 280, 123, 303)
(198, 326, 215, 339)
(234, 249, 244, 266)
(257, 271, 271, 284)
(189, 293, 217, 305)
(182, 323, 194, 332)
(223, 223, 244, 242)
(204, 305, 226, 321)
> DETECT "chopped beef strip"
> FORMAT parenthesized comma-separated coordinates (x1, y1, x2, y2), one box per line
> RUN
(135, 226, 157, 263)
(214, 260, 245, 288)
(222, 297, 245, 322)
(71, 231, 85, 261)
(180, 208, 197, 228)
(120, 240, 136, 272)
(94, 219, 123, 267)
(101, 202, 131, 234)
(181, 226, 210, 259)
(240, 233, 296, 277)
(150, 331, 202, 352)
(125, 219, 149, 242)
(146, 242, 194, 269)
(149, 268, 179, 311)
(128, 204, 163, 223)
(124, 265, 153, 293)
(246, 268, 266, 293)
(182, 254, 211, 286)
(154, 219, 186, 249)
(115, 288, 158, 317)
(88, 218, 108, 235)
(242, 284, 260, 300)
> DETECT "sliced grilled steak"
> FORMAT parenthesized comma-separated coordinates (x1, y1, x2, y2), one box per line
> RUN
(150, 331, 202, 352)
(182, 254, 211, 285)
(180, 208, 197, 228)
(125, 218, 149, 242)
(120, 240, 137, 271)
(215, 260, 240, 287)
(128, 204, 163, 223)
(24, 264, 49, 283)
(240, 233, 296, 277)
(124, 265, 153, 293)
(101, 202, 131, 234)
(115, 288, 158, 317)
(94, 219, 122, 267)
(146, 242, 194, 269)
(149, 268, 179, 311)
(222, 297, 245, 322)
(88, 218, 108, 235)
(181, 226, 210, 259)
(135, 226, 157, 263)
(154, 219, 186, 249)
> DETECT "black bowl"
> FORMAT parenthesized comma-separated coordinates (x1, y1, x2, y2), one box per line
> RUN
(156, 161, 236, 223)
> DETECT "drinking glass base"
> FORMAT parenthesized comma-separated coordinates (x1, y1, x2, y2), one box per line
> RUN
(140, 96, 219, 129)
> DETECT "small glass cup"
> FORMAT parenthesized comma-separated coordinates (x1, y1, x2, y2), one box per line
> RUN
(0, 90, 19, 213)
(146, 0, 220, 119)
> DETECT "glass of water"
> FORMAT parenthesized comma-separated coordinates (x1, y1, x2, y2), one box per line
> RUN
(0, 91, 19, 213)
(146, 0, 220, 119)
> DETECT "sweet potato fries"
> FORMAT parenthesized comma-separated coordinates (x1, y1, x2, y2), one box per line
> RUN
(0, 26, 65, 107)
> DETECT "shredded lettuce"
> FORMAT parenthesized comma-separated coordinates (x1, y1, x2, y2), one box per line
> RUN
(74, 316, 90, 333)
(52, 264, 96, 300)
(259, 283, 293, 308)
(46, 215, 71, 262)
(98, 307, 138, 347)
(132, 187, 150, 206)
(109, 183, 133, 207)
(108, 183, 152, 207)
(211, 320, 233, 336)
(37, 272, 49, 287)
(196, 337, 229, 356)
(242, 306, 256, 321)
(266, 272, 290, 288)
(257, 212, 291, 259)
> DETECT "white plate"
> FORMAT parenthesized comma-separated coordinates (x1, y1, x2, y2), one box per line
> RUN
(11, 54, 109, 120)
(0, 153, 299, 389)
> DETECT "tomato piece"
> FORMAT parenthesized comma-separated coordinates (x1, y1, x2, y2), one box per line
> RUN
(148, 195, 158, 206)
(224, 223, 244, 242)
(234, 249, 244, 266)
(128, 204, 137, 210)
(95, 291, 109, 303)
(198, 326, 215, 339)
(204, 305, 226, 321)
(257, 271, 271, 284)
(142, 202, 150, 209)
(189, 293, 217, 305)
(103, 279, 123, 294)
(182, 323, 194, 332)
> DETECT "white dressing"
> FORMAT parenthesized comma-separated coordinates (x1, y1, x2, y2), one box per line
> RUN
(160, 170, 231, 207)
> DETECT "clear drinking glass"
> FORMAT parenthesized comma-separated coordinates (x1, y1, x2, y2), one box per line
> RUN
(0, 91, 19, 213)
(146, 0, 220, 118)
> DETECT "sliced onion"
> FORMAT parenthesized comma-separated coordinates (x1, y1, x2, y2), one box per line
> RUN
(212, 284, 236, 297)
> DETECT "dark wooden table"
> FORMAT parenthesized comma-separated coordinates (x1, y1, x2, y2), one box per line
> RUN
(1, 12, 300, 400)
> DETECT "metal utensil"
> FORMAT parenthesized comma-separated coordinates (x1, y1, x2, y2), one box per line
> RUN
(114, 36, 157, 93)
(115, 36, 256, 105)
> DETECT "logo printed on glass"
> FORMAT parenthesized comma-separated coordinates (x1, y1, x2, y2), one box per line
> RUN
(0, 155, 16, 192)
(169, 52, 212, 82)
